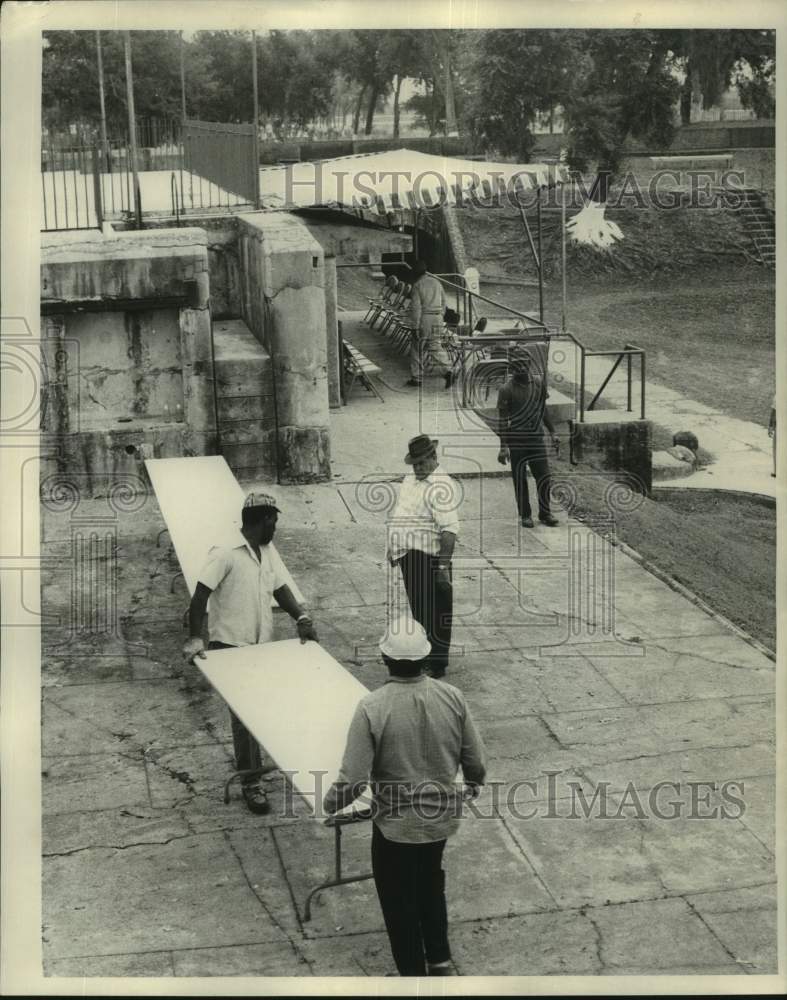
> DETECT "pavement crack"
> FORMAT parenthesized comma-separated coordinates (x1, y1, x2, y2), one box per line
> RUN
(222, 830, 305, 965)
(683, 896, 752, 973)
(537, 715, 566, 748)
(583, 910, 607, 972)
(43, 832, 195, 858)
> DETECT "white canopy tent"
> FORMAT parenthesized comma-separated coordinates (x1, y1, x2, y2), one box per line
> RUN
(257, 147, 569, 212)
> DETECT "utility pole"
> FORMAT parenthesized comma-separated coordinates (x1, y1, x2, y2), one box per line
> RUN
(95, 31, 109, 171)
(123, 31, 142, 228)
(179, 31, 187, 122)
(251, 30, 261, 209)
(561, 180, 567, 333)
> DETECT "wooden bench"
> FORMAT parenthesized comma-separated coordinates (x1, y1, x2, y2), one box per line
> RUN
(343, 341, 384, 402)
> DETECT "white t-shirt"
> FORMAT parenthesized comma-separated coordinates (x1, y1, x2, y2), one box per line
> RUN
(198, 541, 288, 646)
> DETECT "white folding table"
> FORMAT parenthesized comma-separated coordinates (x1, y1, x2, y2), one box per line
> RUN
(199, 639, 374, 919)
(145, 456, 372, 917)
(144, 455, 304, 604)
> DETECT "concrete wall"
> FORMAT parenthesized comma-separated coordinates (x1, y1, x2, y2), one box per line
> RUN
(40, 228, 216, 495)
(237, 212, 331, 482)
(570, 416, 653, 496)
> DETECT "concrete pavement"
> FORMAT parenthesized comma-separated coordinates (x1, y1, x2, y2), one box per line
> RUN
(333, 310, 777, 497)
(41, 461, 777, 978)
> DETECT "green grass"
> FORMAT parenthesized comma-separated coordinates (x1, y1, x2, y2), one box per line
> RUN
(548, 271, 776, 428)
(552, 456, 776, 650)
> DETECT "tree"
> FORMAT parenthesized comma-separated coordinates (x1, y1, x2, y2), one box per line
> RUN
(469, 29, 583, 161)
(468, 28, 775, 176)
(669, 29, 776, 124)
(43, 31, 184, 134)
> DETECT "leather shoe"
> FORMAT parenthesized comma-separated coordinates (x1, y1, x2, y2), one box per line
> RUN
(520, 516, 535, 528)
(428, 963, 456, 975)
(539, 514, 559, 527)
(242, 784, 271, 815)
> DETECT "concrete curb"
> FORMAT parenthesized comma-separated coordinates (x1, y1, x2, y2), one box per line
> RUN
(608, 535, 776, 663)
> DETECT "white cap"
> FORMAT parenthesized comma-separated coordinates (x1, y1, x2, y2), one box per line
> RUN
(379, 615, 431, 660)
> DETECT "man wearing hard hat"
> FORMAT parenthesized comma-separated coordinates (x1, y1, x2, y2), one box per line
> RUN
(324, 616, 487, 977)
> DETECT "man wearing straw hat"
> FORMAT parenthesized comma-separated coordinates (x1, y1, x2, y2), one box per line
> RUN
(387, 434, 460, 678)
(324, 615, 487, 977)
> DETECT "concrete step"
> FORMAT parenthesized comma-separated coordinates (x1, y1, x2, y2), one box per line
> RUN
(213, 318, 277, 479)
(216, 394, 275, 423)
(213, 318, 272, 397)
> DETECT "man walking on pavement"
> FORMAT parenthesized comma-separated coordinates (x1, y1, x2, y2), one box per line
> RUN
(387, 435, 460, 678)
(405, 259, 450, 387)
(183, 492, 318, 814)
(497, 347, 560, 528)
(324, 616, 487, 977)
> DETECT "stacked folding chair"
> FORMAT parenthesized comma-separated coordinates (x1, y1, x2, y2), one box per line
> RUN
(364, 276, 398, 326)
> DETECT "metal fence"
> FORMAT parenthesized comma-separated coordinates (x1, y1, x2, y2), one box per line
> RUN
(41, 136, 144, 231)
(183, 119, 258, 207)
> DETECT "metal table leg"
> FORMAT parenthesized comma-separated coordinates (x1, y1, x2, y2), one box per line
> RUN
(303, 817, 374, 922)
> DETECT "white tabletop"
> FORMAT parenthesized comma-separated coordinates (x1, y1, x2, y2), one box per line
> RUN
(145, 456, 304, 604)
(199, 638, 370, 816)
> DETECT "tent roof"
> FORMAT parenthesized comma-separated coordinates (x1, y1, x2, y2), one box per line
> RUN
(259, 148, 568, 212)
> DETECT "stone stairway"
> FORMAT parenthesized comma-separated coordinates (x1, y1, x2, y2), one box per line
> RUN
(212, 318, 277, 482)
(738, 188, 775, 267)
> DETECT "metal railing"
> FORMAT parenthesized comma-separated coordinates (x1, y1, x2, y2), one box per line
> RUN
(430, 272, 646, 422)
(41, 136, 145, 231)
(41, 141, 105, 231)
(580, 343, 646, 421)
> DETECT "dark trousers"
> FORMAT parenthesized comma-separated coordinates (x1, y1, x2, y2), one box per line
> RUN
(399, 550, 452, 674)
(509, 446, 552, 520)
(208, 641, 262, 784)
(371, 824, 450, 976)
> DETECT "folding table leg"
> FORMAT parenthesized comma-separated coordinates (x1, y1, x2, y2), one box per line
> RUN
(303, 820, 375, 921)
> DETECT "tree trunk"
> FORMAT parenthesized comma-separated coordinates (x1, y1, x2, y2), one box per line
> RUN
(364, 83, 378, 135)
(429, 79, 438, 137)
(443, 49, 457, 136)
(352, 85, 366, 135)
(680, 69, 693, 125)
(392, 74, 402, 138)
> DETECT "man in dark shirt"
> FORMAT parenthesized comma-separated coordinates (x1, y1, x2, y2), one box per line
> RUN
(496, 349, 560, 527)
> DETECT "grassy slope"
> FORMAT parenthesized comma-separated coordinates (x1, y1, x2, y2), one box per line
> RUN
(551, 456, 776, 650)
(455, 203, 776, 427)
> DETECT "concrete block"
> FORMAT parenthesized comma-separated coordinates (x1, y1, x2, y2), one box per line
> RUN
(277, 426, 331, 483)
(216, 395, 275, 423)
(570, 417, 652, 495)
(47, 426, 218, 496)
(220, 442, 278, 480)
(219, 422, 276, 446)
(41, 228, 209, 308)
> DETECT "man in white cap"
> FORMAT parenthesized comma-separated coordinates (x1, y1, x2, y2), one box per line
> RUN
(324, 616, 487, 977)
(183, 492, 318, 814)
(387, 434, 460, 678)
